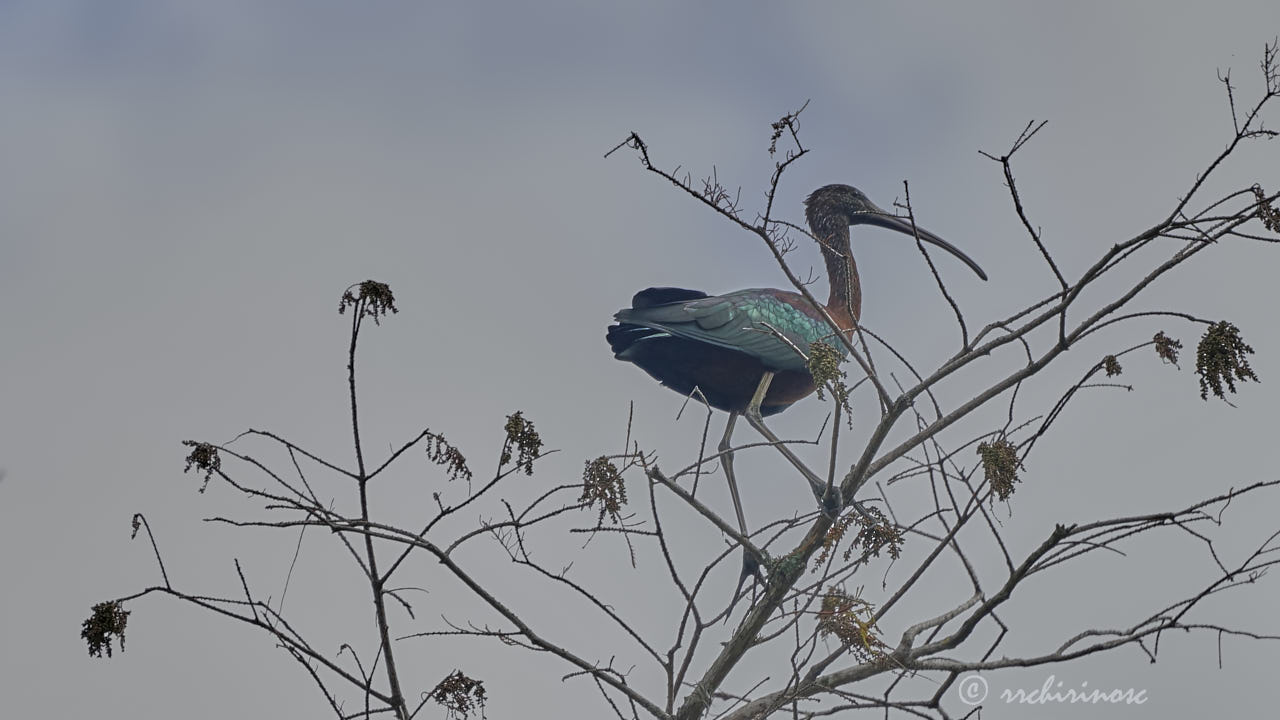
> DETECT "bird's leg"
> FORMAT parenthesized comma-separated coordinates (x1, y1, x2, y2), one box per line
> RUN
(720, 411, 764, 614)
(744, 372, 844, 519)
(719, 412, 748, 536)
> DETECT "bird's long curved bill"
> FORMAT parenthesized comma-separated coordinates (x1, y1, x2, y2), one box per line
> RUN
(861, 211, 988, 281)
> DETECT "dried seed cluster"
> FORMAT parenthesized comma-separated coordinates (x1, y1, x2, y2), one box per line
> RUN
(1196, 321, 1259, 400)
(1153, 331, 1183, 366)
(977, 437, 1022, 503)
(182, 440, 221, 492)
(82, 600, 130, 658)
(817, 587, 883, 661)
(581, 456, 628, 525)
(430, 670, 487, 719)
(425, 432, 472, 484)
(815, 506, 904, 569)
(1103, 355, 1122, 377)
(806, 341, 852, 421)
(338, 279, 399, 324)
(500, 411, 542, 475)
(1253, 185, 1279, 233)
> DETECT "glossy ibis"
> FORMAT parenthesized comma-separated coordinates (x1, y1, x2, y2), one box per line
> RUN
(607, 184, 986, 599)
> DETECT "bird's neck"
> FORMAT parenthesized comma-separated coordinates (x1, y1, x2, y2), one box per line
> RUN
(817, 223, 861, 331)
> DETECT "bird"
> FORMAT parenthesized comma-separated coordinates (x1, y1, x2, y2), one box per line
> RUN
(606, 184, 987, 604)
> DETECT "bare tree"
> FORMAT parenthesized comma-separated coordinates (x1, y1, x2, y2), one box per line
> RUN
(85, 44, 1280, 719)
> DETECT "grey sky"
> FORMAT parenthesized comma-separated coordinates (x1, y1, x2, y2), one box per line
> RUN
(2, 2, 1278, 718)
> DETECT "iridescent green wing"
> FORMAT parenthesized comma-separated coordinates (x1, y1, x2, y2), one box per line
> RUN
(614, 288, 846, 372)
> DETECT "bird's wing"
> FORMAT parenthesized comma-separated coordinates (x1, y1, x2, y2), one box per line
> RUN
(614, 288, 846, 372)
(630, 286, 709, 308)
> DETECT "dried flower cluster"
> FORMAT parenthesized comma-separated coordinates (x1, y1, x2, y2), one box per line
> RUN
(815, 506, 904, 569)
(1103, 355, 1122, 377)
(182, 440, 221, 492)
(768, 105, 804, 156)
(580, 456, 628, 525)
(338, 279, 399, 324)
(1196, 321, 1259, 400)
(806, 341, 843, 395)
(500, 411, 542, 475)
(816, 588, 883, 661)
(430, 670, 487, 719)
(425, 431, 472, 484)
(977, 437, 1022, 503)
(854, 508, 904, 561)
(1254, 185, 1280, 232)
(806, 341, 852, 420)
(1154, 331, 1183, 366)
(82, 601, 130, 658)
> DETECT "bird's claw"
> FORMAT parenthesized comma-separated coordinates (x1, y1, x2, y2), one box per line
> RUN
(726, 548, 766, 620)
(820, 484, 843, 520)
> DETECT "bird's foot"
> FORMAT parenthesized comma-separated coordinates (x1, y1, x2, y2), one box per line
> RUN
(819, 483, 844, 520)
(726, 548, 766, 620)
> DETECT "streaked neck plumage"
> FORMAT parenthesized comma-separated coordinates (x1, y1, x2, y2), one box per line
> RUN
(806, 211, 861, 329)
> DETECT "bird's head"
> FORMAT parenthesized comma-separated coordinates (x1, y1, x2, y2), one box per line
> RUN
(804, 184, 882, 226)
(804, 184, 987, 281)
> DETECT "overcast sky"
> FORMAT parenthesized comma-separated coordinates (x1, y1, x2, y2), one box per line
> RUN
(2, 2, 1278, 718)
